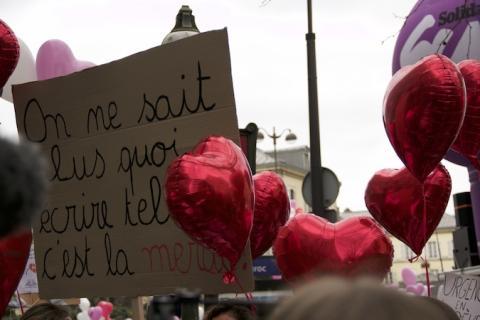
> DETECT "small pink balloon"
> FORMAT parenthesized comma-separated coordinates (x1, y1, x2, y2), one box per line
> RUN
(406, 283, 425, 296)
(88, 306, 103, 320)
(401, 267, 417, 286)
(36, 39, 95, 80)
(97, 301, 113, 320)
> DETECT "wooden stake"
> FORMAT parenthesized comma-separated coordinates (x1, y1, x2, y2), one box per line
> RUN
(131, 297, 144, 320)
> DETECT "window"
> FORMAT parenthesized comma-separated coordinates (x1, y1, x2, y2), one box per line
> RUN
(289, 189, 295, 200)
(427, 241, 438, 258)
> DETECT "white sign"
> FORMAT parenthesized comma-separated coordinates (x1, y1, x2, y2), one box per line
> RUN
(17, 245, 39, 294)
(437, 272, 480, 319)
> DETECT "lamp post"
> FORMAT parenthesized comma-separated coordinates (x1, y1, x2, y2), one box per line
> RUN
(162, 5, 200, 44)
(306, 0, 326, 220)
(257, 127, 297, 172)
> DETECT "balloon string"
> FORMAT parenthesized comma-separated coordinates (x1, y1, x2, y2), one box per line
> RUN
(224, 271, 257, 315)
(421, 182, 427, 261)
(420, 182, 431, 297)
(16, 290, 24, 315)
(422, 257, 431, 297)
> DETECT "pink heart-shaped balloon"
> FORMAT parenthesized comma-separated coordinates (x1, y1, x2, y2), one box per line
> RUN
(97, 301, 113, 320)
(36, 39, 95, 81)
(383, 54, 466, 182)
(250, 171, 290, 260)
(0, 20, 19, 88)
(451, 60, 480, 170)
(406, 283, 425, 296)
(165, 136, 254, 272)
(401, 267, 417, 286)
(273, 214, 393, 281)
(0, 230, 32, 317)
(365, 165, 451, 256)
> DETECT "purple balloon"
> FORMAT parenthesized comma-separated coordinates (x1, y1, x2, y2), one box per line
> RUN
(393, 0, 480, 74)
(88, 306, 103, 320)
(36, 39, 95, 80)
(401, 267, 417, 286)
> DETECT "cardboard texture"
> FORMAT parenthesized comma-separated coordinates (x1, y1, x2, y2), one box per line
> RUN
(437, 272, 480, 318)
(13, 29, 254, 299)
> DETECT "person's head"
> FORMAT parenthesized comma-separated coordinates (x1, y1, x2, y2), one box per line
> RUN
(203, 304, 253, 320)
(417, 296, 459, 320)
(20, 303, 70, 320)
(268, 277, 454, 320)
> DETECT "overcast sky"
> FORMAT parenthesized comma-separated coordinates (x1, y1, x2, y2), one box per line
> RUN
(0, 0, 471, 213)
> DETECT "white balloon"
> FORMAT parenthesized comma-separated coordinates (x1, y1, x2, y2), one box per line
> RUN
(1, 38, 36, 102)
(79, 298, 91, 312)
(77, 312, 90, 320)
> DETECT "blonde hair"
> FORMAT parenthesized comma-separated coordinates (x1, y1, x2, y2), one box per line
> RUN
(269, 277, 456, 320)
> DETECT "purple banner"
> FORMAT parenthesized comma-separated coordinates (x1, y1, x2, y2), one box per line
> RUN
(393, 0, 480, 73)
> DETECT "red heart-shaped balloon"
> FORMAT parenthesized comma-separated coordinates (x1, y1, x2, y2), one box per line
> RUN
(273, 214, 393, 281)
(0, 20, 19, 88)
(383, 54, 465, 182)
(365, 165, 451, 256)
(165, 136, 254, 272)
(0, 230, 32, 317)
(250, 171, 290, 260)
(97, 301, 113, 320)
(451, 60, 480, 170)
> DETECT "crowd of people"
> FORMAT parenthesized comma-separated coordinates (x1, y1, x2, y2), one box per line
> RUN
(16, 277, 459, 320)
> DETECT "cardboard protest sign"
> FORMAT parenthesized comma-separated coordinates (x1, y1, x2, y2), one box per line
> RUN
(437, 272, 480, 319)
(13, 29, 254, 299)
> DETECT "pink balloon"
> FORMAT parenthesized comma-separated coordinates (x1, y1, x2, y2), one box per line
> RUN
(97, 301, 113, 320)
(88, 306, 103, 320)
(406, 283, 425, 296)
(401, 267, 417, 286)
(36, 39, 95, 80)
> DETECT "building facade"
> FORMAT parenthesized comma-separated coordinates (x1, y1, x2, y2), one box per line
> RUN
(256, 146, 311, 213)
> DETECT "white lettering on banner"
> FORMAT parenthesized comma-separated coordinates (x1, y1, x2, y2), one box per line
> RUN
(400, 15, 480, 68)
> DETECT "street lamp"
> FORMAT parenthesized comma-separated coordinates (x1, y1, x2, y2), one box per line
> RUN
(306, 0, 326, 220)
(162, 5, 200, 45)
(257, 127, 297, 172)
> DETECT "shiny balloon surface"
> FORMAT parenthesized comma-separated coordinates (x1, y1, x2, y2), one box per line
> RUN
(384, 54, 465, 182)
(365, 165, 451, 256)
(165, 136, 254, 271)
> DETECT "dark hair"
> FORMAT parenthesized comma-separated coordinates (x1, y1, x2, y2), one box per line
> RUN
(20, 303, 70, 320)
(203, 304, 253, 320)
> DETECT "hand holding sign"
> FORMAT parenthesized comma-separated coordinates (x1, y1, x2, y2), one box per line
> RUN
(165, 135, 254, 281)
